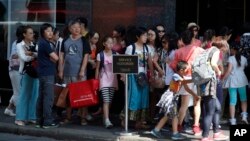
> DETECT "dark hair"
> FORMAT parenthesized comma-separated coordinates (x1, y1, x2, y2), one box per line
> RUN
(176, 60, 188, 71)
(53, 27, 59, 35)
(40, 23, 53, 38)
(15, 25, 25, 39)
(218, 26, 232, 36)
(101, 35, 112, 50)
(147, 25, 161, 49)
(167, 32, 179, 53)
(88, 31, 99, 39)
(135, 26, 147, 40)
(17, 25, 33, 43)
(76, 17, 88, 28)
(230, 42, 242, 67)
(114, 25, 126, 37)
(180, 30, 193, 45)
(201, 29, 215, 48)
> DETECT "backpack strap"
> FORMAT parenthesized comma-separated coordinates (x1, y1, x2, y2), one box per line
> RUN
(99, 51, 104, 71)
(132, 43, 136, 55)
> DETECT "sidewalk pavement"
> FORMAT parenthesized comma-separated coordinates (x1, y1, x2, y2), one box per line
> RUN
(0, 106, 230, 141)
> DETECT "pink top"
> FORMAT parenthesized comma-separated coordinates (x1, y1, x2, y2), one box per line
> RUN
(96, 52, 118, 89)
(170, 44, 204, 76)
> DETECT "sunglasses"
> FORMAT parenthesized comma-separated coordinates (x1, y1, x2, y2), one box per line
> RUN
(158, 30, 165, 33)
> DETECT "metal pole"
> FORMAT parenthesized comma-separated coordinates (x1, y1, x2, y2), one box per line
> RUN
(125, 73, 128, 132)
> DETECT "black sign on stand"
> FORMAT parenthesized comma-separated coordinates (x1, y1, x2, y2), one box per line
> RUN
(113, 55, 138, 74)
(113, 55, 139, 136)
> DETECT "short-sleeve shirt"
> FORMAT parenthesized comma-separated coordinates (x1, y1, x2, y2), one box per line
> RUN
(96, 51, 118, 89)
(37, 38, 56, 76)
(125, 44, 149, 73)
(223, 55, 248, 88)
(169, 73, 183, 93)
(61, 36, 91, 77)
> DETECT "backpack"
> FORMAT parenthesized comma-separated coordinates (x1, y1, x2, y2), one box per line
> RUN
(99, 50, 116, 71)
(191, 47, 219, 85)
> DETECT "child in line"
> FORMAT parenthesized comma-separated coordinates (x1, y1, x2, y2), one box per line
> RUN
(95, 36, 118, 128)
(151, 60, 199, 140)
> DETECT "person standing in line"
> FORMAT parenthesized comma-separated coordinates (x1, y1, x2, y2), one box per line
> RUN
(15, 25, 39, 126)
(58, 19, 91, 125)
(95, 36, 118, 128)
(199, 45, 228, 141)
(222, 44, 249, 125)
(120, 27, 154, 129)
(4, 25, 24, 116)
(36, 23, 59, 128)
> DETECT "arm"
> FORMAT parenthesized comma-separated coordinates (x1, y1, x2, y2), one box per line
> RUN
(16, 44, 34, 62)
(147, 53, 154, 81)
(79, 53, 89, 79)
(49, 52, 59, 63)
(58, 52, 64, 79)
(210, 50, 221, 76)
(221, 62, 232, 81)
(95, 60, 100, 79)
(153, 53, 164, 77)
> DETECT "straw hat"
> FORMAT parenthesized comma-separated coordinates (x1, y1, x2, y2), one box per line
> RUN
(187, 22, 200, 30)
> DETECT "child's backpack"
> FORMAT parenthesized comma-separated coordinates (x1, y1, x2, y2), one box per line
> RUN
(99, 50, 116, 71)
(192, 46, 219, 85)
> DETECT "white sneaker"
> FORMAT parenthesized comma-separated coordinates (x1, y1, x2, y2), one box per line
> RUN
(104, 120, 113, 129)
(241, 112, 248, 124)
(229, 118, 236, 125)
(86, 114, 93, 121)
(4, 108, 16, 117)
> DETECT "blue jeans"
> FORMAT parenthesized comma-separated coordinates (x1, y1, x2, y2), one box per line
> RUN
(216, 79, 223, 105)
(202, 96, 221, 137)
(36, 75, 55, 125)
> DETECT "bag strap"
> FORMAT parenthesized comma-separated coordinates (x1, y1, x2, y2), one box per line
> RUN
(186, 46, 196, 62)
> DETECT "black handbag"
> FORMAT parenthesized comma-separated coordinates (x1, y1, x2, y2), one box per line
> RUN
(136, 72, 148, 87)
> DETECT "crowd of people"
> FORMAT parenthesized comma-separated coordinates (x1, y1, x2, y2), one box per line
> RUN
(3, 16, 250, 141)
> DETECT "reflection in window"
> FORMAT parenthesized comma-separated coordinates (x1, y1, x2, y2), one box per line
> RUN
(26, 0, 51, 21)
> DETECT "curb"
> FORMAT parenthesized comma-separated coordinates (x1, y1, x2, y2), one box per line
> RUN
(0, 122, 157, 141)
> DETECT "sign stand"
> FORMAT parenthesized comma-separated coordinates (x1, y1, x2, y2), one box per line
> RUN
(112, 55, 138, 136)
(119, 74, 137, 136)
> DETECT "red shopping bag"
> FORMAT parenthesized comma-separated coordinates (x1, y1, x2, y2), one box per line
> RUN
(68, 79, 99, 108)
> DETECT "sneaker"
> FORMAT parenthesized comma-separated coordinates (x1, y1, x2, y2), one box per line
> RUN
(15, 120, 25, 126)
(86, 114, 93, 121)
(60, 118, 72, 124)
(241, 112, 248, 124)
(150, 129, 163, 138)
(193, 125, 202, 136)
(201, 137, 213, 141)
(213, 132, 228, 141)
(4, 108, 16, 117)
(42, 123, 59, 129)
(171, 133, 186, 140)
(104, 120, 113, 129)
(81, 118, 88, 125)
(229, 118, 236, 125)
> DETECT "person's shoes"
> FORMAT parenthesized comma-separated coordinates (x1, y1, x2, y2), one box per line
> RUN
(85, 114, 93, 121)
(104, 120, 113, 129)
(60, 118, 72, 124)
(229, 118, 236, 125)
(213, 132, 228, 141)
(193, 125, 202, 136)
(171, 133, 186, 140)
(150, 129, 164, 138)
(81, 118, 88, 125)
(210, 123, 221, 130)
(42, 123, 59, 129)
(4, 108, 16, 117)
(200, 137, 214, 141)
(15, 120, 25, 126)
(241, 112, 248, 124)
(28, 120, 36, 124)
